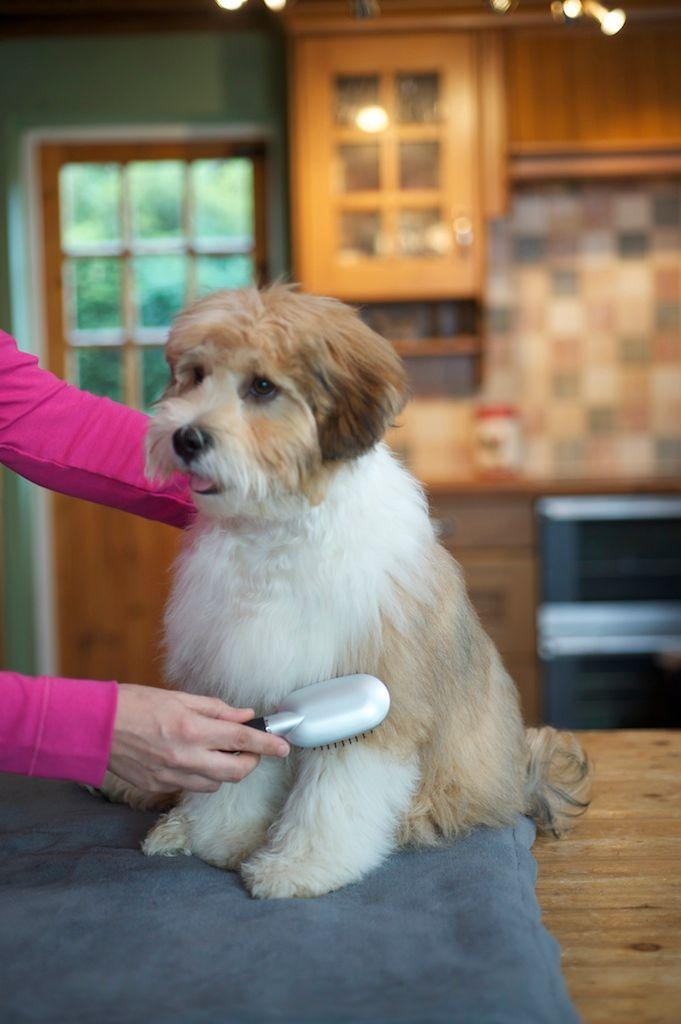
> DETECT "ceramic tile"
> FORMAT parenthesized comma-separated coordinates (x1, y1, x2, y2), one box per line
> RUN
(584, 367, 619, 403)
(617, 231, 649, 258)
(655, 301, 680, 331)
(477, 180, 680, 479)
(552, 371, 581, 398)
(614, 192, 651, 231)
(653, 191, 681, 228)
(588, 406, 617, 435)
(619, 336, 652, 363)
(514, 236, 547, 264)
(547, 299, 584, 337)
(551, 268, 579, 295)
(581, 229, 614, 262)
(513, 194, 549, 233)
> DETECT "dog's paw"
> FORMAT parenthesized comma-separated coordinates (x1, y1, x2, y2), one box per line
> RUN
(142, 811, 192, 858)
(240, 852, 340, 900)
(96, 771, 178, 812)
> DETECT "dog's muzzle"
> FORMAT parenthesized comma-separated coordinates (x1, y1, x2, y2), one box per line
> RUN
(172, 425, 213, 464)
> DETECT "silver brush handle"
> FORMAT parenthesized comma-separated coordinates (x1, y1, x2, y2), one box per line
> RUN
(249, 711, 304, 736)
(246, 675, 390, 748)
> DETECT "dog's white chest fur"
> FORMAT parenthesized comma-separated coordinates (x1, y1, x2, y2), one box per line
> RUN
(164, 444, 434, 710)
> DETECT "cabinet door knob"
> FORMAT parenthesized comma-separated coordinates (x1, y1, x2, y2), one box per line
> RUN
(453, 214, 474, 248)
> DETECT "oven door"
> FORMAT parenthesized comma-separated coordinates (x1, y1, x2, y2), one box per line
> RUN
(539, 603, 681, 728)
(538, 496, 681, 603)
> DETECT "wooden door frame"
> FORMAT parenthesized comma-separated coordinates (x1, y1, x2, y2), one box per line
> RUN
(23, 124, 270, 674)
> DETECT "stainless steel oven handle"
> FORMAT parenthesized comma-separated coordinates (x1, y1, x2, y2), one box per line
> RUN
(537, 496, 681, 521)
(539, 635, 681, 658)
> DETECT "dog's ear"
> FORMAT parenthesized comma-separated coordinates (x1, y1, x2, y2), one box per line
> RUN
(308, 316, 409, 462)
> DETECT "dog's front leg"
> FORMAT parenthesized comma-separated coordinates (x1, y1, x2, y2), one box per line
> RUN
(241, 743, 419, 899)
(143, 755, 291, 868)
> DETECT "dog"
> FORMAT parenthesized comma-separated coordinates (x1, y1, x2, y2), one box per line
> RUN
(105, 283, 591, 899)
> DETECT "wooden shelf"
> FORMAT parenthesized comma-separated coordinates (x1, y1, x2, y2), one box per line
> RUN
(392, 336, 480, 358)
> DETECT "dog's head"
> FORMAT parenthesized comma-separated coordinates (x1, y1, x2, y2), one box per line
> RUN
(146, 284, 408, 516)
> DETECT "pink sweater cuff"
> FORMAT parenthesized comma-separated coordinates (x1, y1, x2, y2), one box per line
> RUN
(0, 673, 118, 786)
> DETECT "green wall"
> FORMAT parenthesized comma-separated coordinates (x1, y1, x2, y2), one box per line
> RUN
(0, 29, 289, 672)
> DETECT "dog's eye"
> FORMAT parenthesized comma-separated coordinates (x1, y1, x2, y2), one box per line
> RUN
(248, 377, 278, 400)
(192, 366, 205, 386)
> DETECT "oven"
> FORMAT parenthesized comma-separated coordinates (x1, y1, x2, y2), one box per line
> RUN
(537, 496, 681, 729)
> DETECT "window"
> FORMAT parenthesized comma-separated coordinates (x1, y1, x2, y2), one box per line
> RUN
(41, 141, 266, 410)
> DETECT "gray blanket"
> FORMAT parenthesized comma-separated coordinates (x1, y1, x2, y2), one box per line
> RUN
(0, 774, 578, 1024)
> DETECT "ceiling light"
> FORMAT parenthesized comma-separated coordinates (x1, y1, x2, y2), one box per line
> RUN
(488, 0, 518, 11)
(584, 0, 627, 33)
(562, 0, 583, 18)
(355, 105, 389, 133)
(600, 6, 626, 33)
(263, 0, 287, 8)
(215, 0, 247, 9)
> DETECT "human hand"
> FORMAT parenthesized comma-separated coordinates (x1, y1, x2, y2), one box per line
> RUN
(109, 683, 289, 794)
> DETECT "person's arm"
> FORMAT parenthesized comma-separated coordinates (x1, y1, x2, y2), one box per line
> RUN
(0, 671, 118, 786)
(0, 672, 290, 789)
(0, 330, 195, 529)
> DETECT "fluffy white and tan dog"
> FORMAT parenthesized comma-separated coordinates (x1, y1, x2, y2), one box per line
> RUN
(110, 283, 590, 899)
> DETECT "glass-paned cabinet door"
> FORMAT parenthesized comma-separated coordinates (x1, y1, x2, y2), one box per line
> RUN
(57, 149, 264, 410)
(294, 33, 481, 300)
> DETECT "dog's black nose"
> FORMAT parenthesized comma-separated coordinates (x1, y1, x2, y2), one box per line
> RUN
(172, 426, 213, 463)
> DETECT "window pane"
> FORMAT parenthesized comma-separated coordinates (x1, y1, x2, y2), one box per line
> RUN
(133, 255, 187, 328)
(192, 159, 254, 244)
(339, 211, 383, 260)
(396, 210, 450, 257)
(334, 75, 380, 127)
(395, 73, 440, 124)
(141, 346, 169, 410)
(128, 161, 184, 242)
(69, 257, 123, 330)
(196, 254, 254, 296)
(399, 142, 440, 190)
(337, 144, 380, 192)
(60, 163, 121, 248)
(76, 347, 124, 402)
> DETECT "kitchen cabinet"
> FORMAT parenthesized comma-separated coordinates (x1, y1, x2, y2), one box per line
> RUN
(290, 32, 488, 301)
(506, 24, 681, 166)
(430, 492, 540, 724)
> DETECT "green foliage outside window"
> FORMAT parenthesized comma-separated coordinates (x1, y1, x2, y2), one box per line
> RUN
(59, 156, 258, 407)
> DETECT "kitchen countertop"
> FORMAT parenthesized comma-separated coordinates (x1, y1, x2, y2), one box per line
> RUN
(534, 730, 681, 1024)
(423, 475, 681, 497)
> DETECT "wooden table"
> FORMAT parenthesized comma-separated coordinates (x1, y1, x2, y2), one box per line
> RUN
(534, 730, 681, 1024)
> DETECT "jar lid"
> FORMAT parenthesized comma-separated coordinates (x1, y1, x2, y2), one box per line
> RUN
(475, 404, 518, 419)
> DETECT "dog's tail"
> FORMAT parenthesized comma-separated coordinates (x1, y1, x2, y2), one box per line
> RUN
(524, 727, 592, 838)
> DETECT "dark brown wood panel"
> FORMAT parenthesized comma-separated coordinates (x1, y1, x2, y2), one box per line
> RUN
(506, 25, 681, 149)
(431, 495, 535, 548)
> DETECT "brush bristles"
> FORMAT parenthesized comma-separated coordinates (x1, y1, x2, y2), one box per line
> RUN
(312, 730, 374, 751)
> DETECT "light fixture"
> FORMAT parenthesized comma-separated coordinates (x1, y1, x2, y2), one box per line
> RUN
(355, 104, 389, 133)
(215, 0, 288, 10)
(562, 0, 583, 18)
(492, 0, 626, 34)
(585, 0, 626, 33)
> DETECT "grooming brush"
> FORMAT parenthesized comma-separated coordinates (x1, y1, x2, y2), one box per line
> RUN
(247, 674, 390, 749)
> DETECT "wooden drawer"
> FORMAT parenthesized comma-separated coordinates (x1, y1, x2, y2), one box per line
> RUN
(455, 551, 537, 658)
(503, 655, 541, 726)
(431, 496, 535, 549)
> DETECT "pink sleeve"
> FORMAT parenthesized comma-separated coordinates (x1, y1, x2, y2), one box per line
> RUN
(0, 329, 195, 529)
(0, 671, 118, 786)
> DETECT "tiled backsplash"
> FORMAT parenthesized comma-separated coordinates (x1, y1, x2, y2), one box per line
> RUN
(487, 179, 681, 478)
(394, 180, 681, 482)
